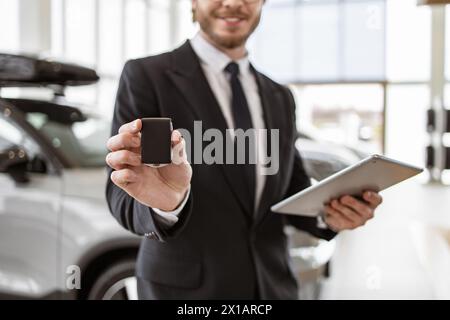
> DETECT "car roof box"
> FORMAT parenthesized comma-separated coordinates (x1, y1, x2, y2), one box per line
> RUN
(0, 53, 99, 87)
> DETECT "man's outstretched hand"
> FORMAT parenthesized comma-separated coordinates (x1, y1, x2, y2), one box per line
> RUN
(323, 191, 383, 232)
(106, 119, 192, 211)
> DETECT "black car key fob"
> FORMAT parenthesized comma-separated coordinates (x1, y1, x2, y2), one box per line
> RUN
(141, 118, 173, 167)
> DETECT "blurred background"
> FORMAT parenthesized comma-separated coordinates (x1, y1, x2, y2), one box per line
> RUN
(0, 0, 449, 299)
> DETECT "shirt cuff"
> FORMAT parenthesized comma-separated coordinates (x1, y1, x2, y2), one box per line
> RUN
(152, 186, 191, 227)
(316, 212, 329, 229)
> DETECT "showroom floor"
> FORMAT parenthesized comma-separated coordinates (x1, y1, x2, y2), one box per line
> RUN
(320, 175, 450, 299)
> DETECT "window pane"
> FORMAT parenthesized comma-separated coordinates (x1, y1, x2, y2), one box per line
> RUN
(385, 85, 429, 167)
(65, 0, 96, 67)
(386, 0, 431, 82)
(250, 0, 386, 83)
(342, 0, 385, 80)
(291, 84, 384, 153)
(446, 5, 450, 81)
(98, 0, 123, 75)
(0, 0, 19, 52)
(298, 1, 339, 81)
(125, 0, 146, 60)
(175, 0, 198, 45)
(148, 0, 171, 55)
(51, 0, 64, 57)
(249, 0, 298, 82)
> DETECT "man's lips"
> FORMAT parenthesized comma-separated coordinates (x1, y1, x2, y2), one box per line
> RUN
(217, 16, 247, 27)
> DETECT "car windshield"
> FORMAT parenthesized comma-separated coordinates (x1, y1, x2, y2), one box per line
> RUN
(25, 111, 109, 168)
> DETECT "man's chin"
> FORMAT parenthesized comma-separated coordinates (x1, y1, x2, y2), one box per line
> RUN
(211, 32, 248, 49)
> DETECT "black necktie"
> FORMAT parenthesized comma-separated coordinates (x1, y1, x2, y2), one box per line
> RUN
(225, 62, 256, 213)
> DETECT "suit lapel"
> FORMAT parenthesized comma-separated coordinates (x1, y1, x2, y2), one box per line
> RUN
(166, 41, 254, 220)
(251, 69, 284, 225)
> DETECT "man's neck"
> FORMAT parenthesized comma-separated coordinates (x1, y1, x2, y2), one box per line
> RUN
(199, 30, 247, 61)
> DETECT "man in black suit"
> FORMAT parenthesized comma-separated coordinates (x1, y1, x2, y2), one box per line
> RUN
(105, 0, 382, 299)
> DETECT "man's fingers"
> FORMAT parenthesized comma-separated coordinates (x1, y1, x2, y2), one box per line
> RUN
(330, 199, 361, 224)
(110, 168, 137, 188)
(363, 190, 383, 208)
(324, 192, 378, 231)
(340, 195, 374, 220)
(106, 150, 141, 170)
(118, 119, 142, 134)
(324, 205, 347, 232)
(323, 215, 341, 232)
(107, 132, 141, 152)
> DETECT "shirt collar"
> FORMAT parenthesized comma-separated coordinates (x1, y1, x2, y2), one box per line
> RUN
(190, 32, 251, 76)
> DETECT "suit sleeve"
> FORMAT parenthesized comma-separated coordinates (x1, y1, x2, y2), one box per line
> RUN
(282, 88, 337, 241)
(105, 59, 193, 241)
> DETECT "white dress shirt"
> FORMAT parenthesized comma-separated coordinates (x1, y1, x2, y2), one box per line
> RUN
(152, 32, 266, 227)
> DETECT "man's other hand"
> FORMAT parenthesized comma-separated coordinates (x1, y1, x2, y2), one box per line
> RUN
(323, 191, 383, 232)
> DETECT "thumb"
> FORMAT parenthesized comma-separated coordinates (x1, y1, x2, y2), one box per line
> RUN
(171, 130, 189, 165)
(171, 130, 183, 147)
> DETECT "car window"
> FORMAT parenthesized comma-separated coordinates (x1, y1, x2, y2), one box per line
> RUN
(25, 112, 109, 168)
(0, 112, 47, 173)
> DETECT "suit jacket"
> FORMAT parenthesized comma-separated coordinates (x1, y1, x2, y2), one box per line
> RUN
(106, 41, 337, 299)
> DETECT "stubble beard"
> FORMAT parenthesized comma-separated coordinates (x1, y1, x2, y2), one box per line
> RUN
(197, 11, 261, 49)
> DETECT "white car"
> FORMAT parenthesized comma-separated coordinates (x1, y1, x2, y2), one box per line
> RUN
(0, 97, 141, 299)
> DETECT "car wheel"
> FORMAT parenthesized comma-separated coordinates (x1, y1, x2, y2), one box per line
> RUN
(87, 258, 137, 300)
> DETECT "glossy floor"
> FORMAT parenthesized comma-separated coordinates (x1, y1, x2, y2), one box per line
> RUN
(320, 175, 450, 299)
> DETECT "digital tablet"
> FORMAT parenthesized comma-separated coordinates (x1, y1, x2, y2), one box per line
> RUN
(271, 154, 423, 217)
